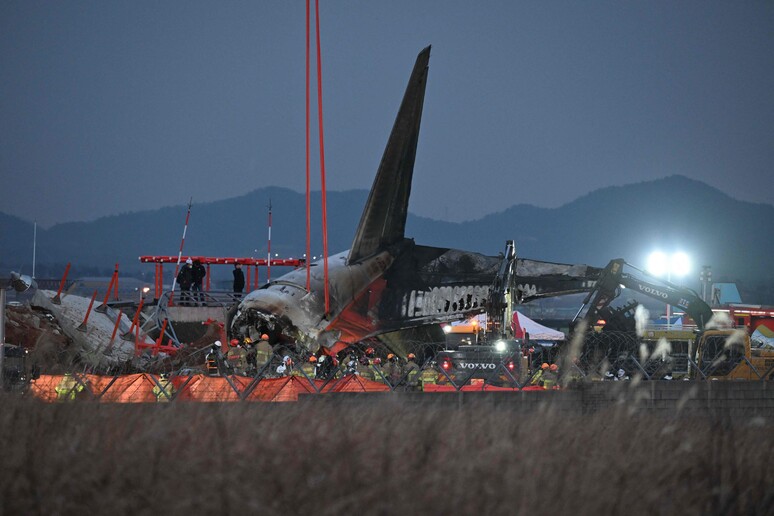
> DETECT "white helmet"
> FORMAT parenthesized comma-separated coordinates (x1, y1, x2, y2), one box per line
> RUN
(214, 340, 222, 347)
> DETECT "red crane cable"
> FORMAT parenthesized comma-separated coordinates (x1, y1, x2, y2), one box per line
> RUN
(315, 0, 330, 315)
(267, 199, 272, 282)
(305, 0, 312, 291)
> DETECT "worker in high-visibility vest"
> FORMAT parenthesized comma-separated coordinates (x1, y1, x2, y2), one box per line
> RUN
(404, 353, 420, 390)
(357, 348, 375, 381)
(255, 334, 272, 368)
(295, 355, 317, 382)
(420, 365, 438, 391)
(152, 373, 176, 402)
(227, 338, 247, 375)
(543, 364, 559, 390)
(55, 373, 84, 401)
(359, 359, 375, 381)
(530, 363, 549, 386)
(385, 354, 403, 386)
(243, 337, 257, 375)
(205, 340, 230, 376)
(369, 357, 385, 382)
(205, 347, 219, 376)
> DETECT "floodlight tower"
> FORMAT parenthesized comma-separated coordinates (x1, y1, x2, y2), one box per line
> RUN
(647, 251, 691, 329)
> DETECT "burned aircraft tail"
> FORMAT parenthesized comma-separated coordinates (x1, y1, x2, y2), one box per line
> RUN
(347, 46, 431, 265)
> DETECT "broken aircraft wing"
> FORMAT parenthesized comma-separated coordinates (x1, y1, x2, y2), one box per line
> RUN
(513, 259, 602, 302)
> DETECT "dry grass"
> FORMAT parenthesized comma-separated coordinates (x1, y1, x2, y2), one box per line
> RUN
(1, 394, 772, 515)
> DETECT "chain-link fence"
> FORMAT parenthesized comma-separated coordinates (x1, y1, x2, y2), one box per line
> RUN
(15, 328, 774, 402)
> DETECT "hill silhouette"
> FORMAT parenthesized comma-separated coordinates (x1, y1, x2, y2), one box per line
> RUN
(2, 176, 772, 300)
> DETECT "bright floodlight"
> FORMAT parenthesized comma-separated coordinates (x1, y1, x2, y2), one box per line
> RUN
(646, 251, 668, 277)
(671, 252, 691, 278)
(647, 250, 691, 279)
(495, 340, 507, 352)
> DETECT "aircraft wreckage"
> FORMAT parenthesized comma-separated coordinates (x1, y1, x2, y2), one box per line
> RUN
(231, 46, 601, 355)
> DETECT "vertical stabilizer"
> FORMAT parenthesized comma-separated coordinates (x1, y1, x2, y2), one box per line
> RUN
(347, 46, 431, 264)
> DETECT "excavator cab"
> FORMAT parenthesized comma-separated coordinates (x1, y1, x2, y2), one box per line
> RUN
(694, 329, 758, 379)
(697, 333, 744, 377)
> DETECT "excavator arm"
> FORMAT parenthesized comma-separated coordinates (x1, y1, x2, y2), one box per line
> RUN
(487, 240, 517, 339)
(572, 259, 713, 331)
(487, 241, 602, 339)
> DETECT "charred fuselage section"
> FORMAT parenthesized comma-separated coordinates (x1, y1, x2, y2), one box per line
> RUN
(230, 240, 602, 355)
(230, 242, 502, 354)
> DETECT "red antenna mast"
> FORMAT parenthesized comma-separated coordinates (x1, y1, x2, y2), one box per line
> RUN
(170, 197, 193, 294)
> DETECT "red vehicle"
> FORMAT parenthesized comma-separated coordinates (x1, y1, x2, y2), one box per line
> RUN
(714, 305, 774, 346)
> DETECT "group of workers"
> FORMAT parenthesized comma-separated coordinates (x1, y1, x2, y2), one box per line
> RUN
(204, 334, 273, 377)
(176, 258, 207, 305)
(302, 348, 427, 388)
(52, 350, 562, 405)
(199, 334, 583, 392)
(529, 362, 561, 389)
(202, 339, 434, 389)
(175, 259, 249, 302)
(305, 349, 438, 389)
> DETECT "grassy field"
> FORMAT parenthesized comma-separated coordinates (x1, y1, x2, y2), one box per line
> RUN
(1, 393, 772, 515)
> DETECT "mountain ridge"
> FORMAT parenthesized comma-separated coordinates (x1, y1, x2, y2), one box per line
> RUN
(2, 176, 772, 295)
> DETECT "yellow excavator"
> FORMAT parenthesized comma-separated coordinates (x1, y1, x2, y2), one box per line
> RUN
(572, 259, 774, 380)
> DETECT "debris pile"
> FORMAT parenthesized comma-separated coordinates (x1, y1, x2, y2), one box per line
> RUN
(4, 304, 71, 371)
(3, 290, 172, 373)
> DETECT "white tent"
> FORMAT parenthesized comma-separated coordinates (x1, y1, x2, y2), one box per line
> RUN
(511, 311, 565, 341)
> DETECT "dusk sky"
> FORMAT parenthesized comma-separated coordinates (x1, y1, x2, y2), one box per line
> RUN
(1, 1, 772, 228)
